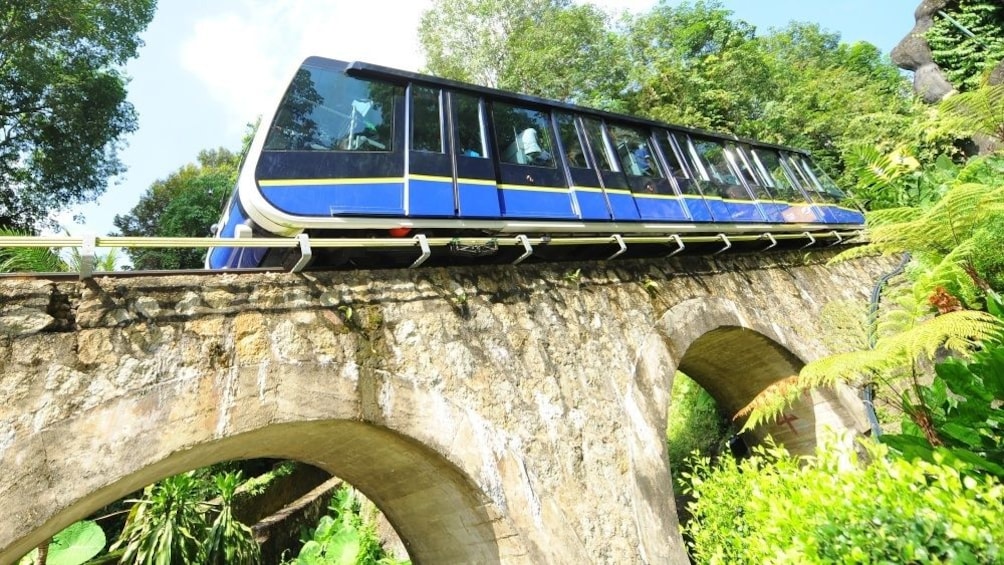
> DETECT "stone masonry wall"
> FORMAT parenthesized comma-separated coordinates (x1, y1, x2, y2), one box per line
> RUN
(0, 250, 891, 564)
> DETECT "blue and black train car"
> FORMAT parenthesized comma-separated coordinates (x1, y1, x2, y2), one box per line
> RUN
(207, 56, 863, 269)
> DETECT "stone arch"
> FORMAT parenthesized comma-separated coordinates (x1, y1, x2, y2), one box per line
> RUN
(622, 297, 870, 559)
(655, 296, 867, 452)
(0, 361, 522, 564)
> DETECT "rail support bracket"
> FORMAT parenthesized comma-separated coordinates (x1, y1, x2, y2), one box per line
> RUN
(665, 234, 685, 257)
(513, 235, 533, 265)
(801, 231, 817, 249)
(762, 232, 777, 251)
(290, 233, 312, 273)
(607, 234, 627, 260)
(410, 234, 431, 268)
(829, 230, 843, 246)
(79, 234, 96, 280)
(713, 233, 732, 255)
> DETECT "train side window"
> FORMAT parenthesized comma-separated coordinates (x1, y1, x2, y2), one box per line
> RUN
(606, 123, 663, 179)
(411, 86, 443, 153)
(658, 132, 701, 196)
(690, 137, 751, 199)
(454, 92, 486, 158)
(796, 154, 846, 202)
(492, 102, 556, 168)
(555, 112, 589, 169)
(581, 118, 616, 172)
(750, 147, 803, 202)
(263, 66, 399, 152)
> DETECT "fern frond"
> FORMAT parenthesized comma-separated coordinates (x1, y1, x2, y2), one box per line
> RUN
(827, 243, 883, 264)
(877, 310, 1002, 360)
(939, 82, 1004, 143)
(735, 375, 806, 430)
(865, 207, 923, 227)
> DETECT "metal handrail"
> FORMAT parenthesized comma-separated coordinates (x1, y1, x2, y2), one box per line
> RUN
(0, 230, 863, 280)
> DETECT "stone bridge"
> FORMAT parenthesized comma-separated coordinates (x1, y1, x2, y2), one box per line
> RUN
(0, 250, 889, 564)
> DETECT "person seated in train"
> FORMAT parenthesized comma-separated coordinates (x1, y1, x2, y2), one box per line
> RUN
(722, 184, 750, 200)
(520, 128, 551, 165)
(633, 144, 654, 176)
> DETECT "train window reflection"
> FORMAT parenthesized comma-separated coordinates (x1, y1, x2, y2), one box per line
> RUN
(607, 124, 662, 178)
(691, 138, 750, 200)
(492, 103, 555, 167)
(749, 147, 803, 202)
(556, 113, 589, 169)
(264, 67, 398, 152)
(454, 93, 486, 158)
(411, 86, 443, 153)
(582, 118, 615, 172)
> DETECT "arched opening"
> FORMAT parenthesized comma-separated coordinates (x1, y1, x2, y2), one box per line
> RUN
(677, 326, 817, 453)
(3, 420, 506, 564)
(646, 298, 869, 556)
(26, 458, 409, 564)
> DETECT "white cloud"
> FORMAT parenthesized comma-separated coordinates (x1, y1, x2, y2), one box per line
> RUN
(179, 0, 431, 133)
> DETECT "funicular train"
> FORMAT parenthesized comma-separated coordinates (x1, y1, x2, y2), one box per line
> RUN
(207, 56, 864, 270)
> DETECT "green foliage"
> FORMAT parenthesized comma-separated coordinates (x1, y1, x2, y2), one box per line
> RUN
(205, 472, 262, 565)
(926, 1, 1004, 92)
(681, 436, 1004, 564)
(939, 81, 1004, 144)
(743, 153, 1004, 429)
(113, 472, 209, 565)
(0, 0, 156, 230)
(666, 373, 728, 476)
(113, 148, 240, 269)
(18, 521, 106, 565)
(883, 292, 1004, 480)
(0, 228, 68, 273)
(418, 0, 918, 191)
(290, 486, 408, 565)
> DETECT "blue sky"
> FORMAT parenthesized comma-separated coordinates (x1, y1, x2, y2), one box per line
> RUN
(61, 0, 920, 237)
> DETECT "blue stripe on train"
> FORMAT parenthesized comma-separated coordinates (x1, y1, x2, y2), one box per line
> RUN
(607, 192, 641, 221)
(458, 182, 502, 218)
(499, 187, 578, 219)
(703, 199, 767, 222)
(634, 196, 691, 221)
(408, 177, 504, 218)
(408, 178, 454, 217)
(261, 181, 406, 215)
(573, 190, 611, 220)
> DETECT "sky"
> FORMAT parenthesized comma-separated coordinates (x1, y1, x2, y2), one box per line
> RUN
(61, 0, 921, 237)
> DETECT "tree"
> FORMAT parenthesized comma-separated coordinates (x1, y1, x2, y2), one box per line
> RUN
(113, 148, 239, 270)
(0, 1, 156, 231)
(419, 0, 570, 89)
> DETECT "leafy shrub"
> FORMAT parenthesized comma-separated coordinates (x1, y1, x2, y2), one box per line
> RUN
(681, 435, 1004, 564)
(290, 486, 408, 565)
(666, 372, 729, 477)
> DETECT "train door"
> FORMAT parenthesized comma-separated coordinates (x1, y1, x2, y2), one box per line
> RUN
(685, 135, 767, 223)
(725, 142, 781, 223)
(656, 132, 714, 222)
(605, 122, 690, 222)
(407, 87, 501, 218)
(746, 146, 821, 224)
(407, 85, 454, 217)
(490, 101, 576, 219)
(451, 92, 501, 217)
(554, 112, 611, 220)
(579, 117, 640, 221)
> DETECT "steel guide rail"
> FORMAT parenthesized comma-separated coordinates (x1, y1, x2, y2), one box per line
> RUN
(0, 230, 862, 279)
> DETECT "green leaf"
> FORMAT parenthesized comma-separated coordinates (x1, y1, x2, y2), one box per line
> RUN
(44, 521, 105, 565)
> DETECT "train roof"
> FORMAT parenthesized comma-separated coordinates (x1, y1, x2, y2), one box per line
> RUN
(301, 56, 812, 157)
